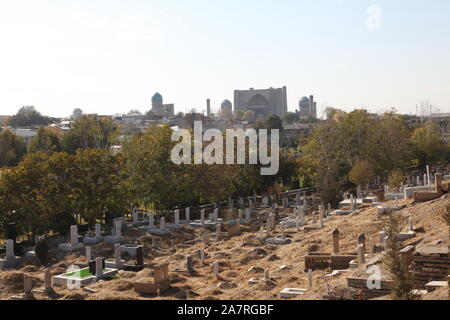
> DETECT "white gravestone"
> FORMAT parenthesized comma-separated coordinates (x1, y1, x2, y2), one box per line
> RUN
(308, 269, 313, 289)
(319, 211, 323, 228)
(114, 244, 122, 262)
(264, 268, 270, 281)
(175, 210, 180, 225)
(95, 257, 103, 277)
(213, 262, 219, 277)
(149, 213, 154, 227)
(44, 268, 52, 290)
(358, 244, 366, 264)
(245, 209, 251, 224)
(85, 246, 92, 261)
(216, 224, 221, 241)
(299, 206, 305, 225)
(200, 250, 205, 265)
(238, 209, 243, 222)
(6, 239, 15, 260)
(70, 225, 79, 246)
(186, 207, 190, 222)
(203, 229, 210, 243)
(201, 210, 205, 224)
(115, 221, 122, 238)
(95, 223, 101, 239)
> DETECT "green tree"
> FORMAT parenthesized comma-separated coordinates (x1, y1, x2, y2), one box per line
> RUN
(128, 110, 142, 115)
(302, 119, 351, 205)
(0, 129, 27, 167)
(70, 149, 128, 226)
(0, 153, 50, 240)
(283, 112, 299, 124)
(411, 121, 448, 167)
(388, 170, 405, 190)
(8, 106, 51, 127)
(123, 126, 183, 211)
(367, 112, 413, 176)
(383, 213, 419, 300)
(62, 115, 118, 154)
(339, 110, 374, 163)
(28, 126, 62, 154)
(349, 160, 374, 189)
(243, 111, 256, 122)
(264, 114, 283, 130)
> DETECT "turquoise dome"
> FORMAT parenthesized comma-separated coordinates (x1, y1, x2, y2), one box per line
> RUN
(152, 92, 163, 102)
(221, 99, 232, 109)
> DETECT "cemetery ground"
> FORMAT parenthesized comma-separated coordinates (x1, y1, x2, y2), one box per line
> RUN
(0, 195, 449, 301)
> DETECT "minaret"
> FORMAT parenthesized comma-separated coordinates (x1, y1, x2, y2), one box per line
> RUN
(309, 95, 314, 118)
(206, 99, 211, 117)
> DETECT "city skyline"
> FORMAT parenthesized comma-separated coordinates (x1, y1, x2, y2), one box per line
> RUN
(1, 0, 449, 118)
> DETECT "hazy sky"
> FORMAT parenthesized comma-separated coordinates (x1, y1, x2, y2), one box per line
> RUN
(0, 0, 449, 118)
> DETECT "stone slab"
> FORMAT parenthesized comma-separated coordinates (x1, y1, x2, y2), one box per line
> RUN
(279, 288, 307, 299)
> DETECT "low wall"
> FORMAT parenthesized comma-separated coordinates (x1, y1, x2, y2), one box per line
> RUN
(405, 186, 435, 198)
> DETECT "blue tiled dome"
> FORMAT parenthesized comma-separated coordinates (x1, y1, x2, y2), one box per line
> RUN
(152, 92, 163, 102)
(221, 99, 232, 109)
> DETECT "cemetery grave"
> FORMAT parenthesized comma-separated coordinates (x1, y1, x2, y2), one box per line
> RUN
(0, 184, 449, 300)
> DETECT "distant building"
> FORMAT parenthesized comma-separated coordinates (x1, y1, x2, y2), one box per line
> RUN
(219, 99, 233, 120)
(0, 115, 10, 125)
(221, 99, 232, 112)
(298, 95, 317, 119)
(234, 87, 288, 118)
(10, 128, 37, 144)
(150, 92, 175, 117)
(282, 123, 314, 141)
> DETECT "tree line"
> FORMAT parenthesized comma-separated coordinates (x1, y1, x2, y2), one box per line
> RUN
(1, 109, 449, 240)
(298, 109, 449, 205)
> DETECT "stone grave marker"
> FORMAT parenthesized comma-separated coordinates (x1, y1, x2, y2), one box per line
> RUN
(358, 233, 366, 253)
(245, 208, 251, 224)
(358, 244, 365, 264)
(24, 277, 33, 296)
(238, 209, 243, 222)
(264, 268, 270, 281)
(86, 246, 92, 261)
(187, 255, 194, 273)
(212, 261, 219, 277)
(175, 210, 180, 225)
(201, 210, 205, 224)
(44, 268, 52, 291)
(202, 229, 210, 244)
(332, 229, 340, 254)
(216, 224, 221, 241)
(95, 257, 104, 278)
(307, 270, 313, 289)
(136, 246, 144, 266)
